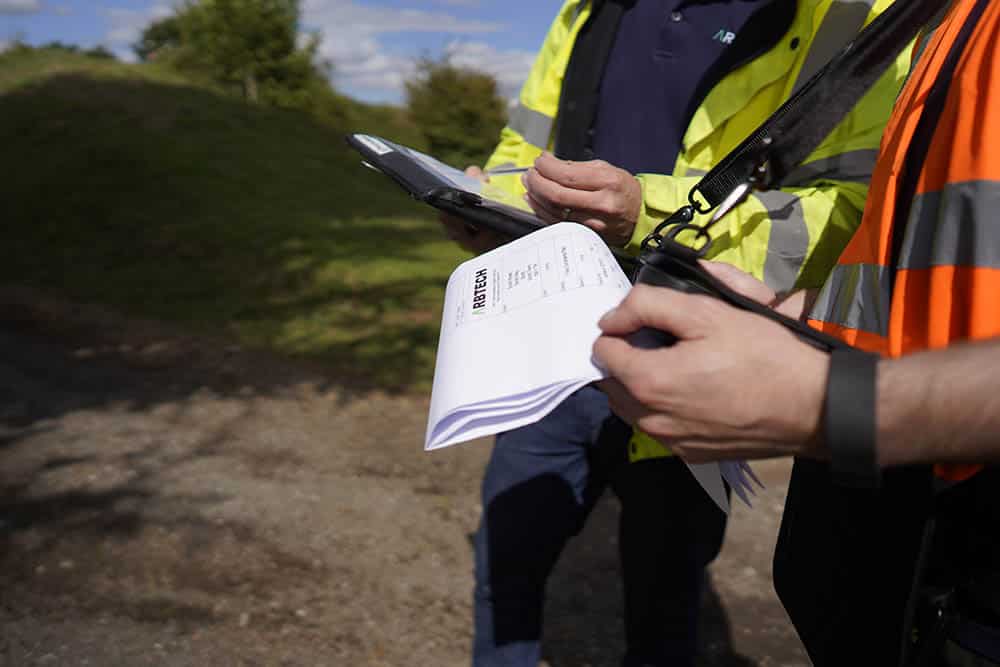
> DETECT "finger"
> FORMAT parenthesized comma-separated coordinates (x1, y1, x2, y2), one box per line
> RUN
(597, 284, 720, 340)
(670, 440, 797, 464)
(524, 192, 564, 225)
(525, 183, 616, 237)
(574, 214, 612, 237)
(593, 333, 666, 393)
(465, 165, 488, 183)
(772, 289, 813, 321)
(698, 260, 777, 305)
(523, 167, 611, 213)
(596, 377, 647, 425)
(534, 152, 618, 191)
(527, 194, 613, 234)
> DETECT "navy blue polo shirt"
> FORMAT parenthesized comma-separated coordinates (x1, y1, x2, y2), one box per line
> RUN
(591, 0, 767, 175)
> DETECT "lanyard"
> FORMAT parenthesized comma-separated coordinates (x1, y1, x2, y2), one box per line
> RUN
(640, 0, 950, 258)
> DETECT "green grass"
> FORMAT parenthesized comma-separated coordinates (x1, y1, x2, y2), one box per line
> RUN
(0, 49, 470, 391)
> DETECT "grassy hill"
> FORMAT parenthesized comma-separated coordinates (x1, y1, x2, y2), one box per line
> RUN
(0, 48, 471, 391)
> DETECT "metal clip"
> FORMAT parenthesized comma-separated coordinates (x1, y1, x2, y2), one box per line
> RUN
(707, 181, 752, 227)
(640, 205, 694, 252)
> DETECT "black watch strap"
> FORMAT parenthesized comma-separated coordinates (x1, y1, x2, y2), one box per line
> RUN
(825, 347, 881, 488)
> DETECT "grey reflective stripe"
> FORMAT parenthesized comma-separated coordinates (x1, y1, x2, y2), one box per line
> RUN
(685, 167, 707, 177)
(572, 0, 589, 24)
(810, 263, 891, 336)
(793, 0, 877, 93)
(756, 190, 810, 291)
(508, 103, 554, 149)
(899, 180, 1000, 270)
(909, 5, 950, 68)
(782, 149, 878, 186)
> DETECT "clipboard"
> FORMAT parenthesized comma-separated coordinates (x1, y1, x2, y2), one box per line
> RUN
(346, 133, 546, 240)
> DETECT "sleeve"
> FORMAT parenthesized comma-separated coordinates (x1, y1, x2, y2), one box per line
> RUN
(623, 47, 912, 294)
(483, 0, 580, 174)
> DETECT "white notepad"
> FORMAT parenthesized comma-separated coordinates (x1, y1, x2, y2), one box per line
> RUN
(424, 223, 762, 513)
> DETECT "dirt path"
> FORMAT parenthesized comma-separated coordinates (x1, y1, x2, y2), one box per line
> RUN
(0, 294, 809, 666)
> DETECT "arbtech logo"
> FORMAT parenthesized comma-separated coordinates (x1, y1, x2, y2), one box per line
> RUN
(471, 268, 488, 313)
(713, 29, 736, 45)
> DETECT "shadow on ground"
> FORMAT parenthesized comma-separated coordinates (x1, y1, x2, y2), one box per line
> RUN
(1, 72, 462, 393)
(0, 65, 806, 667)
(540, 493, 757, 667)
(0, 321, 806, 666)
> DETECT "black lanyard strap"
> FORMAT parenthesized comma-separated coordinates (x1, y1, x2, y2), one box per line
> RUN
(642, 0, 950, 256)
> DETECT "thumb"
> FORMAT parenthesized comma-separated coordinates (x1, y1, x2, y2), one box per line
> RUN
(699, 260, 776, 305)
(465, 165, 488, 183)
(599, 284, 718, 341)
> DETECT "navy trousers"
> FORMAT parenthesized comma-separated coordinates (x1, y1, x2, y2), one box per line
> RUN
(472, 386, 728, 667)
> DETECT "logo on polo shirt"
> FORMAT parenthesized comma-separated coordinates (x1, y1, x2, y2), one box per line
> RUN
(713, 29, 736, 45)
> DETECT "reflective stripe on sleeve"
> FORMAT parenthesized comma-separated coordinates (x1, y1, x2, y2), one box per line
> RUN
(508, 103, 554, 150)
(782, 149, 878, 186)
(755, 189, 810, 291)
(899, 180, 1000, 270)
(810, 263, 891, 336)
(793, 0, 877, 93)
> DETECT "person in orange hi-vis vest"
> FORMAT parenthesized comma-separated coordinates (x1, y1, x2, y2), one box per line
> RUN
(592, 0, 1000, 665)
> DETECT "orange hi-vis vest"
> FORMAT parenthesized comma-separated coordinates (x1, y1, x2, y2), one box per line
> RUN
(808, 0, 1000, 481)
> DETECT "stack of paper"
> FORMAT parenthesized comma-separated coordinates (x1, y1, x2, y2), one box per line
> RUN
(424, 223, 762, 513)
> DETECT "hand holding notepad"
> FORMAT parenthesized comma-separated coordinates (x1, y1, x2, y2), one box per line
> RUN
(424, 223, 763, 514)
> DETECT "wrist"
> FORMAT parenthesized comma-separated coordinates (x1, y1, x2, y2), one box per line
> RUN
(875, 357, 916, 469)
(790, 345, 831, 458)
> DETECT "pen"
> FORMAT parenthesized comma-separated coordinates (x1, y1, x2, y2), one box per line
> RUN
(485, 166, 530, 176)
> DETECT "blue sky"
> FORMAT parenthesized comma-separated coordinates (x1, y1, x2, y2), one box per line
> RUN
(0, 0, 557, 104)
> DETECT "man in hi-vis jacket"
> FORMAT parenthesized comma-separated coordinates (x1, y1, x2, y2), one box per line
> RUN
(440, 1, 909, 664)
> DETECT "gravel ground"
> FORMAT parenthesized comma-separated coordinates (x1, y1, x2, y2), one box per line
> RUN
(0, 290, 809, 666)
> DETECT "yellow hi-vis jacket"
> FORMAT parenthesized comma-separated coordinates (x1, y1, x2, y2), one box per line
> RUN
(483, 0, 910, 462)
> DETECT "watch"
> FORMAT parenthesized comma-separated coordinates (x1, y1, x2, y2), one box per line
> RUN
(824, 346, 882, 488)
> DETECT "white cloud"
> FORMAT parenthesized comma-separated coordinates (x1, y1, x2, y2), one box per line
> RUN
(445, 40, 535, 100)
(101, 4, 171, 60)
(92, 0, 535, 104)
(323, 35, 417, 97)
(0, 0, 41, 14)
(303, 0, 521, 101)
(303, 0, 501, 37)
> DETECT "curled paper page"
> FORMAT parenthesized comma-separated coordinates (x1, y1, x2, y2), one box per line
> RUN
(424, 223, 764, 513)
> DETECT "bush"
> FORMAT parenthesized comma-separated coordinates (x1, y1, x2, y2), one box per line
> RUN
(405, 58, 506, 168)
(134, 0, 328, 106)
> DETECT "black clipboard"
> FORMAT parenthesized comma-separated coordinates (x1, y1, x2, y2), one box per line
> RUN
(346, 133, 546, 240)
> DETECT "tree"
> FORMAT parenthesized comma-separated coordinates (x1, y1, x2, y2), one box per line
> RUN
(134, 16, 183, 62)
(84, 45, 117, 60)
(134, 0, 326, 106)
(405, 58, 507, 168)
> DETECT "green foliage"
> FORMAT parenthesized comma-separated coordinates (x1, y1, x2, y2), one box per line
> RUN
(405, 57, 507, 168)
(134, 16, 183, 62)
(85, 45, 117, 60)
(135, 0, 328, 108)
(5, 41, 117, 61)
(0, 51, 468, 391)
